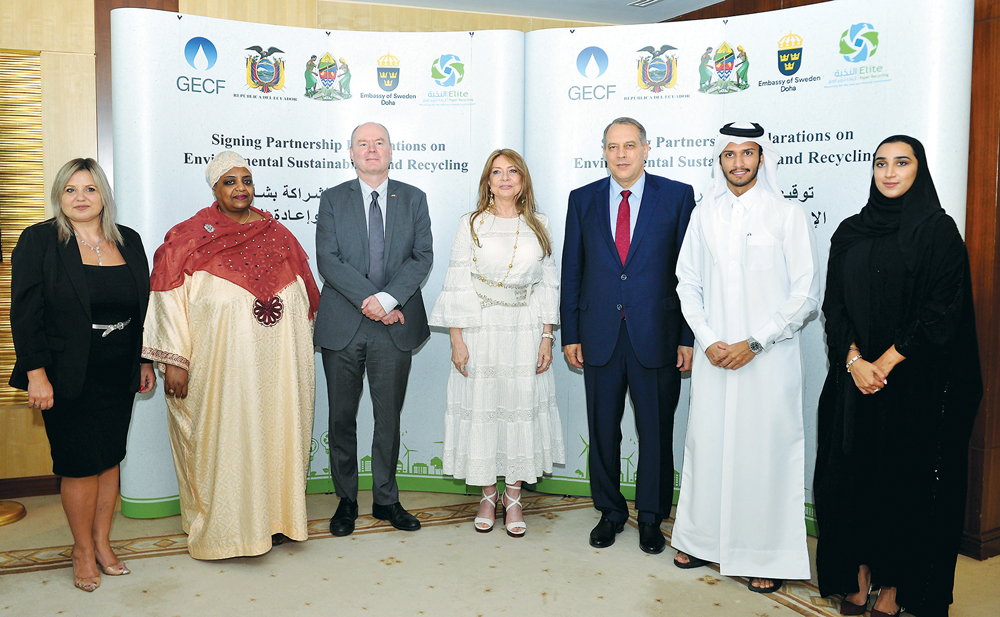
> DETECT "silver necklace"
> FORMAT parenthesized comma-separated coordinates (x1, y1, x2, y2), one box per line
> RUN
(76, 234, 104, 265)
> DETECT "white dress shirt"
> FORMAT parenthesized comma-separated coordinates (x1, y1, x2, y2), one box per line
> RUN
(609, 172, 645, 242)
(359, 177, 398, 314)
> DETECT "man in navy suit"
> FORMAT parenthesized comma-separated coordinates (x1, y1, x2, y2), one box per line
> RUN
(561, 117, 695, 553)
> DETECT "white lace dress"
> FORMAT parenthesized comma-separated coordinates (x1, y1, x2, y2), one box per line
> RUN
(429, 212, 565, 485)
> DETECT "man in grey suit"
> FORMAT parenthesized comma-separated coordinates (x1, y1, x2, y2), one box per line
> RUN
(315, 122, 433, 535)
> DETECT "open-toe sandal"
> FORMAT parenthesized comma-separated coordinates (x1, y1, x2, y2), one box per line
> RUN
(474, 488, 499, 533)
(502, 487, 526, 537)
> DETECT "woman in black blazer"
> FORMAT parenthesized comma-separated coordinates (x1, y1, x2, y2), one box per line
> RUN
(8, 158, 154, 592)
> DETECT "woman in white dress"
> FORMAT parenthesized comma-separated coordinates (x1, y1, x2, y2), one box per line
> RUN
(429, 149, 565, 537)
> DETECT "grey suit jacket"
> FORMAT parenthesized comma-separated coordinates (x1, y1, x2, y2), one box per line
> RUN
(314, 177, 433, 352)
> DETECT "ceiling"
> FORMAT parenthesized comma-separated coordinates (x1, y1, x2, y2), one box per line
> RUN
(340, 0, 725, 26)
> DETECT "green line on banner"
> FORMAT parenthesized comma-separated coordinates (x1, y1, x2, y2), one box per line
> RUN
(307, 474, 479, 496)
(121, 497, 181, 519)
(306, 477, 334, 494)
(124, 476, 820, 536)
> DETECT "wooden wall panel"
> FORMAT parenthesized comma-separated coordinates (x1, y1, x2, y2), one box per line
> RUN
(179, 0, 318, 28)
(0, 405, 52, 479)
(963, 7, 1000, 560)
(0, 50, 51, 481)
(41, 52, 99, 212)
(0, 0, 95, 55)
(977, 0, 1000, 22)
(317, 1, 605, 33)
(669, 0, 826, 21)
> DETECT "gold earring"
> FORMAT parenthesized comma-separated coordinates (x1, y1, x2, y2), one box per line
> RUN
(488, 192, 495, 207)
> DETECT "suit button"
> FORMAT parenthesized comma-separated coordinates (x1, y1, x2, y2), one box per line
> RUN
(621, 274, 627, 280)
(617, 304, 623, 310)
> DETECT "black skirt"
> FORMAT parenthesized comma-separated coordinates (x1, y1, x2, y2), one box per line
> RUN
(42, 264, 140, 478)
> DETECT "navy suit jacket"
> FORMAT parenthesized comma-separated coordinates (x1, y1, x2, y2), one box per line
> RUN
(561, 173, 695, 368)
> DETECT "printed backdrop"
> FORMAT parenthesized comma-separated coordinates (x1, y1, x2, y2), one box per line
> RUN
(113, 0, 974, 532)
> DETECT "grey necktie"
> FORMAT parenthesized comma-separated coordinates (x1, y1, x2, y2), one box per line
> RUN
(368, 190, 385, 290)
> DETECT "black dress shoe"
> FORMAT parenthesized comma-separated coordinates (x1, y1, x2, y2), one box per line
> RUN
(589, 516, 625, 548)
(372, 502, 421, 531)
(638, 522, 666, 554)
(329, 498, 359, 536)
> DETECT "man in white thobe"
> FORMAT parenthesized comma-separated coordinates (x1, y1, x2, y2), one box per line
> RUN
(672, 122, 820, 593)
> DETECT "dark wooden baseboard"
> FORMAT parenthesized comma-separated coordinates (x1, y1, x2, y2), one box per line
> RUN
(961, 527, 1000, 561)
(0, 475, 61, 499)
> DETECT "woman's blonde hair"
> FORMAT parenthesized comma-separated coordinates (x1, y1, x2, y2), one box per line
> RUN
(51, 158, 122, 245)
(471, 149, 551, 257)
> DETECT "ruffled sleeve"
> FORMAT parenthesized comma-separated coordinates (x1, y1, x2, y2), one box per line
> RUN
(428, 214, 482, 328)
(531, 214, 560, 325)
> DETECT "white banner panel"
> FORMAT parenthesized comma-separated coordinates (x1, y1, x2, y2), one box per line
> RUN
(113, 0, 973, 530)
(525, 0, 973, 530)
(112, 9, 525, 516)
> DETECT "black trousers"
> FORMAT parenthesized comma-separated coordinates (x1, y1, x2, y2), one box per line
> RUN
(322, 318, 412, 505)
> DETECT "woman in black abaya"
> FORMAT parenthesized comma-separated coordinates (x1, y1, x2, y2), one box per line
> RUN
(815, 135, 982, 617)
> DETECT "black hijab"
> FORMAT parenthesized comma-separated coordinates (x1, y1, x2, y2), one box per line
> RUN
(828, 135, 946, 270)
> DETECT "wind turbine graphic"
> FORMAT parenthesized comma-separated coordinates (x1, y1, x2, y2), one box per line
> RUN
(401, 443, 417, 474)
(621, 450, 636, 484)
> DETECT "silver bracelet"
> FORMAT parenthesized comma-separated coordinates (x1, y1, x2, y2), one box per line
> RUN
(846, 354, 862, 373)
(541, 332, 555, 341)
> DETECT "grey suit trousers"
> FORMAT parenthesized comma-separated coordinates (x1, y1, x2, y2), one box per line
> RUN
(322, 318, 411, 505)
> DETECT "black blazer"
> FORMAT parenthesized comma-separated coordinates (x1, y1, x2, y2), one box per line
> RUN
(8, 220, 151, 398)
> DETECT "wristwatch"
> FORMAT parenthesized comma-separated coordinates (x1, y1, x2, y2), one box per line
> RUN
(747, 336, 764, 355)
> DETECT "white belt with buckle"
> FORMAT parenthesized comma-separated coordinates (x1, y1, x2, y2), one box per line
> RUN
(92, 318, 131, 337)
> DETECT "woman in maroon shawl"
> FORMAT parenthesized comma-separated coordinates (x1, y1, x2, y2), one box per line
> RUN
(142, 151, 320, 559)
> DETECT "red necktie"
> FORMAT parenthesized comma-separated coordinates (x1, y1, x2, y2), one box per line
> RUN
(615, 190, 631, 265)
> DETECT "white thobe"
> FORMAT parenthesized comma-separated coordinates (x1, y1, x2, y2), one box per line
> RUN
(672, 183, 820, 579)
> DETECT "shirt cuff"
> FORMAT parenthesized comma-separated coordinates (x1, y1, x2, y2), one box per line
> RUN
(694, 324, 722, 349)
(375, 292, 398, 314)
(752, 319, 784, 353)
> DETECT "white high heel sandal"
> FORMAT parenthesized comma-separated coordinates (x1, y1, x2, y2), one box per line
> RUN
(502, 486, 526, 537)
(474, 488, 499, 533)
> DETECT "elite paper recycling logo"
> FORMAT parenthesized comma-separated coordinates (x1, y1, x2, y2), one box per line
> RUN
(184, 37, 217, 70)
(576, 47, 609, 78)
(839, 23, 879, 62)
(431, 54, 464, 87)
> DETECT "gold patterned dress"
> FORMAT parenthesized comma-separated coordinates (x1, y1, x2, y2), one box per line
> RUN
(142, 206, 319, 560)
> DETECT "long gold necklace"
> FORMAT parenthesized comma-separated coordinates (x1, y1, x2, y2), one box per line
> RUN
(472, 208, 519, 288)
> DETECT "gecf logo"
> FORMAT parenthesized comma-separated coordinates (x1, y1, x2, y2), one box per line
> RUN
(568, 46, 615, 100)
(177, 37, 226, 94)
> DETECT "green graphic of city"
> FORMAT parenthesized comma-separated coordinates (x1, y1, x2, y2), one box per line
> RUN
(307, 431, 678, 489)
